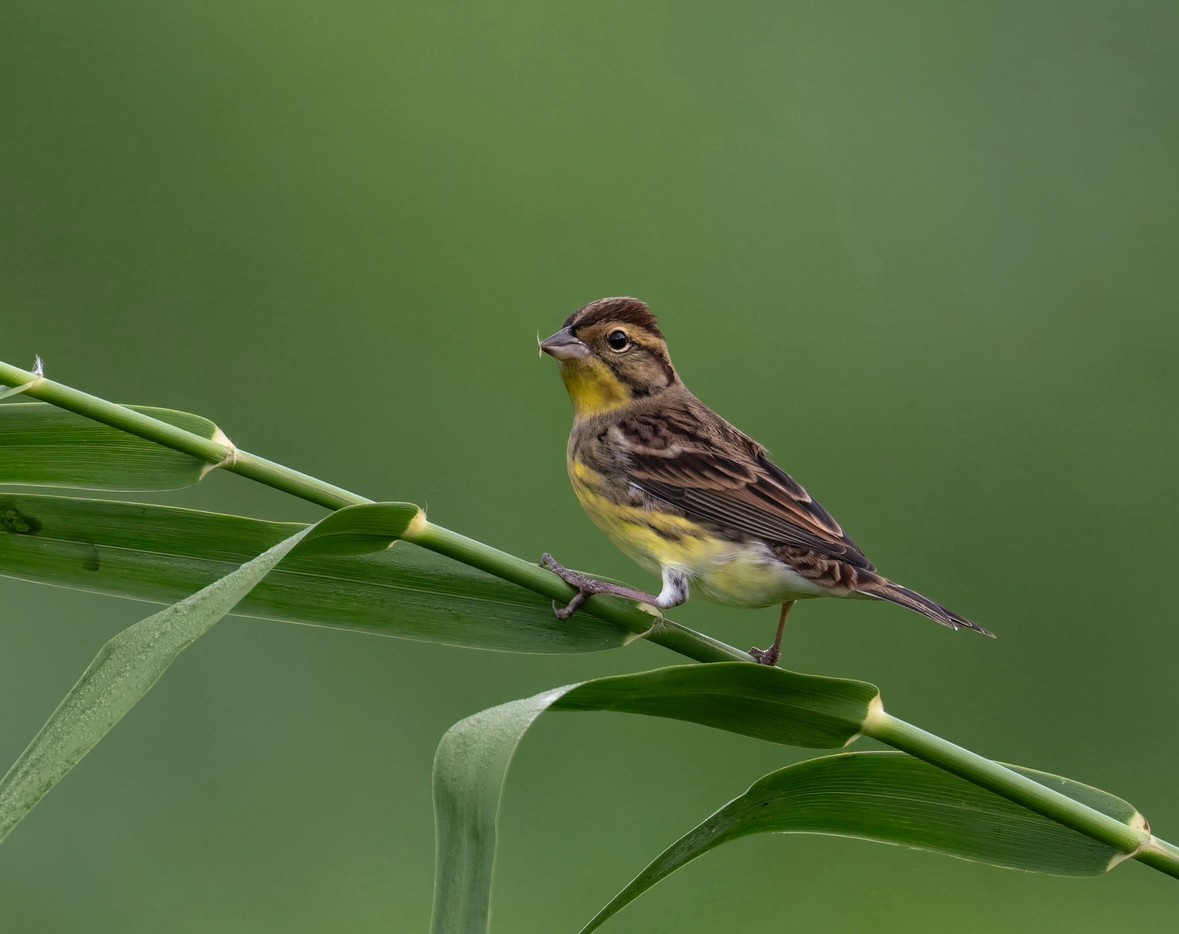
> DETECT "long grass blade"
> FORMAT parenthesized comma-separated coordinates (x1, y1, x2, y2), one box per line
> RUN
(0, 524, 312, 844)
(0, 501, 439, 843)
(0, 403, 222, 490)
(579, 751, 1144, 932)
(431, 665, 877, 934)
(550, 664, 878, 747)
(0, 493, 630, 653)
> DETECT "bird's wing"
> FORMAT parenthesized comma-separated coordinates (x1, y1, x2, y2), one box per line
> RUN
(614, 408, 874, 570)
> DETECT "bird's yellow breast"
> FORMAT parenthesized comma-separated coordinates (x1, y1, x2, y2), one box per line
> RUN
(568, 458, 714, 568)
(568, 457, 828, 607)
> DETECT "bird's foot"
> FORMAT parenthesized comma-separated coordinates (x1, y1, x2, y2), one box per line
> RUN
(749, 601, 792, 666)
(540, 553, 657, 620)
(540, 553, 610, 619)
(748, 644, 781, 667)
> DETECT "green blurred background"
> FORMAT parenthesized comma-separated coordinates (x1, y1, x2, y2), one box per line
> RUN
(2, 2, 1176, 931)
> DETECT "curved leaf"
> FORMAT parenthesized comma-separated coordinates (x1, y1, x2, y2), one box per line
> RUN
(0, 500, 455, 844)
(580, 752, 1144, 932)
(295, 501, 423, 555)
(0, 493, 630, 653)
(0, 524, 314, 844)
(431, 664, 877, 934)
(432, 687, 568, 934)
(0, 403, 221, 490)
(552, 664, 877, 748)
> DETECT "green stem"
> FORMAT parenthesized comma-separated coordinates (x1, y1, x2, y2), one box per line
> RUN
(0, 360, 365, 511)
(409, 522, 748, 663)
(0, 360, 749, 664)
(865, 710, 1179, 879)
(1139, 839, 1179, 878)
(4, 359, 1176, 878)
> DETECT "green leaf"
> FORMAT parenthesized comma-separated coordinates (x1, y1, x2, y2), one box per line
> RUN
(551, 664, 878, 748)
(580, 752, 1144, 933)
(432, 687, 568, 934)
(0, 499, 457, 843)
(0, 402, 221, 490)
(431, 664, 877, 934)
(0, 493, 630, 653)
(0, 523, 314, 844)
(294, 501, 423, 556)
(0, 374, 39, 402)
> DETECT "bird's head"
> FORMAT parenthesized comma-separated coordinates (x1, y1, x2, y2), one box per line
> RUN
(540, 297, 678, 417)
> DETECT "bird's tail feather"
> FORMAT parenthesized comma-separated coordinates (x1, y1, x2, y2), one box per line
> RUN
(859, 577, 994, 638)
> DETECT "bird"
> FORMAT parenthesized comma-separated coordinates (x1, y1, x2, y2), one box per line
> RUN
(538, 296, 992, 666)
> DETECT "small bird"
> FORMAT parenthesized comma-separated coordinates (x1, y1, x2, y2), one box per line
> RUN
(539, 296, 992, 666)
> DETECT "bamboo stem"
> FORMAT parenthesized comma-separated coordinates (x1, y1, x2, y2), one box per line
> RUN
(0, 360, 749, 663)
(3, 358, 1177, 879)
(408, 521, 749, 663)
(865, 709, 1179, 879)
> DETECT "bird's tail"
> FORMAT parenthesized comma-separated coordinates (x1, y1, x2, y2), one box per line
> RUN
(858, 576, 994, 638)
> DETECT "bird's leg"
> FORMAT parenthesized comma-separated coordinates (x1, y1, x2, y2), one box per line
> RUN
(540, 554, 687, 620)
(750, 600, 795, 667)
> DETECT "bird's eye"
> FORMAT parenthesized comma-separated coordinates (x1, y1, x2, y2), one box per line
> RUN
(606, 330, 631, 352)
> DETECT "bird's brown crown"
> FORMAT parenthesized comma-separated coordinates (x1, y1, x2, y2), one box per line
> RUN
(563, 297, 665, 341)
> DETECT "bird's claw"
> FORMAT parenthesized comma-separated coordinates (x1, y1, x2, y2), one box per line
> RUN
(749, 645, 780, 667)
(550, 590, 591, 620)
(541, 553, 603, 619)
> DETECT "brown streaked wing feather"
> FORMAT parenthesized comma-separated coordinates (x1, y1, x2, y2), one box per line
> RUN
(614, 405, 874, 570)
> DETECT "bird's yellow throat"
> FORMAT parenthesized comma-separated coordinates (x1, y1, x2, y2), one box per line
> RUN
(557, 359, 631, 417)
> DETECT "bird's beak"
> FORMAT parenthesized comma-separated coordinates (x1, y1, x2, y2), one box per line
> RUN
(539, 327, 590, 361)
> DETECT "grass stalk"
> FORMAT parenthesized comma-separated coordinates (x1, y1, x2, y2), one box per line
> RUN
(3, 358, 1177, 878)
(865, 709, 1179, 879)
(0, 360, 747, 663)
(407, 522, 749, 662)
